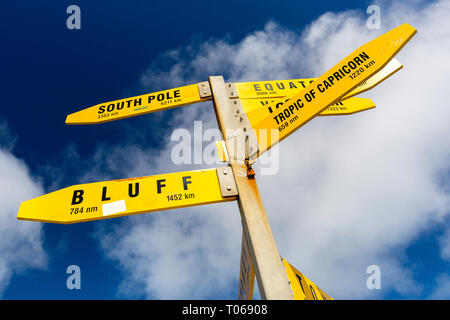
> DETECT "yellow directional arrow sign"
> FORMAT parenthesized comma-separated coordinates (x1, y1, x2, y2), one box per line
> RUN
(66, 82, 212, 125)
(282, 259, 333, 300)
(17, 167, 237, 224)
(250, 24, 416, 157)
(232, 58, 402, 100)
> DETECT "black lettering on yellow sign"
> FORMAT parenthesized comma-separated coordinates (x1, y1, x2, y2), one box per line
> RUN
(183, 176, 192, 190)
(252, 80, 314, 96)
(147, 90, 181, 104)
(98, 98, 142, 114)
(253, 81, 311, 92)
(310, 285, 318, 300)
(97, 89, 182, 115)
(102, 186, 110, 201)
(157, 179, 166, 194)
(256, 99, 345, 115)
(129, 183, 139, 197)
(273, 52, 371, 125)
(69, 206, 98, 215)
(69, 175, 194, 205)
(71, 190, 84, 205)
(296, 275, 305, 294)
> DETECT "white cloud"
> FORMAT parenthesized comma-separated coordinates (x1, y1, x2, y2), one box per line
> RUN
(95, 0, 450, 299)
(428, 273, 450, 299)
(0, 123, 47, 296)
(98, 203, 241, 299)
(439, 225, 450, 261)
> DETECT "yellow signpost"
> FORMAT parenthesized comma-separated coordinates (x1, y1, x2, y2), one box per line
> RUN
(250, 24, 416, 156)
(282, 259, 333, 300)
(17, 167, 237, 224)
(17, 23, 417, 300)
(65, 82, 212, 125)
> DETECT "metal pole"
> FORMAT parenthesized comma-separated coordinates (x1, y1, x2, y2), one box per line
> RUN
(209, 76, 293, 300)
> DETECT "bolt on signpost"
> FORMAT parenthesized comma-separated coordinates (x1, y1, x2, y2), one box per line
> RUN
(17, 24, 417, 300)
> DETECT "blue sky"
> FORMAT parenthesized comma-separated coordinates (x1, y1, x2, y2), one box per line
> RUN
(1, 0, 450, 299)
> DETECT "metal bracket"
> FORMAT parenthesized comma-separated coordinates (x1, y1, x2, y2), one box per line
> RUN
(216, 166, 239, 197)
(198, 81, 212, 98)
(226, 83, 239, 99)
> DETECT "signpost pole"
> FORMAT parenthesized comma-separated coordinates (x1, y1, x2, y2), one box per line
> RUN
(209, 76, 293, 300)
